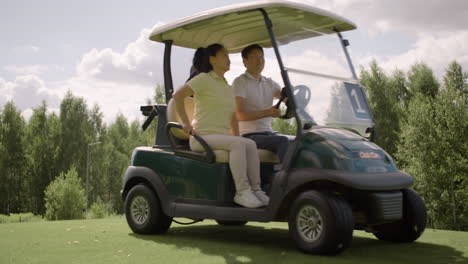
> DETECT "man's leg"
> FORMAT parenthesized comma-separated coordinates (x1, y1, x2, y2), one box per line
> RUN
(244, 134, 289, 162)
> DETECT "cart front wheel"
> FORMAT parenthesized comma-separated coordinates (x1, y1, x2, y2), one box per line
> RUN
(288, 191, 354, 255)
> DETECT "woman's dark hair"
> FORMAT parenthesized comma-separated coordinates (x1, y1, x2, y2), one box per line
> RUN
(186, 43, 224, 82)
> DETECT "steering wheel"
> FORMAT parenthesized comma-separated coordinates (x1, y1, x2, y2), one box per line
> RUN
(274, 85, 311, 119)
(293, 85, 311, 107)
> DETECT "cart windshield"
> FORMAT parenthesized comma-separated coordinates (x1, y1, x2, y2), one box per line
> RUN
(279, 32, 373, 137)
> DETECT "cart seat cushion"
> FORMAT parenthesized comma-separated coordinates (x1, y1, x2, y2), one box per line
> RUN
(211, 149, 279, 163)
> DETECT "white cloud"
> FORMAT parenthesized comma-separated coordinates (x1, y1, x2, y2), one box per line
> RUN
(303, 0, 468, 37)
(63, 24, 168, 123)
(0, 77, 13, 106)
(0, 75, 61, 111)
(3, 23, 178, 124)
(357, 30, 468, 78)
(76, 27, 164, 87)
(61, 76, 153, 124)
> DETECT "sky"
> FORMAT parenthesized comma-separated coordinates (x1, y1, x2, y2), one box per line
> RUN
(1, 0, 468, 124)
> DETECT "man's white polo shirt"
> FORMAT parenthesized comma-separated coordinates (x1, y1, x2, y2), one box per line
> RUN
(232, 71, 281, 135)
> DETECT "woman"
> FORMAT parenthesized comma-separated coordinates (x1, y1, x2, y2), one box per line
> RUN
(172, 43, 269, 208)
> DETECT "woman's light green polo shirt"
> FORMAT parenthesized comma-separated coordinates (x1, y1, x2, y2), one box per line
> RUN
(187, 71, 235, 135)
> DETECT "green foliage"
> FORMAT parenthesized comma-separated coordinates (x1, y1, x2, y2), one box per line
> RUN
(44, 167, 87, 220)
(397, 62, 468, 230)
(0, 89, 154, 218)
(86, 198, 115, 219)
(272, 118, 296, 136)
(24, 102, 60, 215)
(153, 84, 166, 104)
(58, 91, 91, 178)
(360, 61, 402, 156)
(407, 63, 440, 98)
(444, 61, 468, 104)
(0, 102, 28, 214)
(360, 60, 467, 231)
(87, 104, 107, 205)
(0, 213, 43, 224)
(105, 115, 146, 212)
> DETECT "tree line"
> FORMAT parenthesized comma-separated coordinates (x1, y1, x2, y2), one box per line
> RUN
(0, 61, 466, 230)
(360, 61, 467, 231)
(0, 85, 164, 216)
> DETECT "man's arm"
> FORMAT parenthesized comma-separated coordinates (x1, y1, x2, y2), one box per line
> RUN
(274, 89, 282, 99)
(235, 96, 279, 121)
(273, 80, 282, 99)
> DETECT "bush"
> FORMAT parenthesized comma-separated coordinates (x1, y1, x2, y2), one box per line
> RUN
(0, 213, 43, 224)
(44, 167, 87, 220)
(87, 198, 115, 219)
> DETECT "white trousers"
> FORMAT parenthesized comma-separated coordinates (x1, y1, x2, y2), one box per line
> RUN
(190, 134, 261, 193)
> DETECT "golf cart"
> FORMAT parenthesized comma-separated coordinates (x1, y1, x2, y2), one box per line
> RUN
(122, 0, 427, 255)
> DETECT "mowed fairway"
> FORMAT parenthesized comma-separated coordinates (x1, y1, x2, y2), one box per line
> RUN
(0, 217, 467, 264)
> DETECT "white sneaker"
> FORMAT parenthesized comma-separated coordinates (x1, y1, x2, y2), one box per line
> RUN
(253, 190, 270, 206)
(234, 190, 263, 208)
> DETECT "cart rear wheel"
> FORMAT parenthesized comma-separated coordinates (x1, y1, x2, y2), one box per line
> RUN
(373, 189, 426, 242)
(125, 184, 172, 234)
(288, 191, 353, 255)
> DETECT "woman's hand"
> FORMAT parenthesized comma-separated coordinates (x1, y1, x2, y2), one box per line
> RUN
(183, 123, 194, 135)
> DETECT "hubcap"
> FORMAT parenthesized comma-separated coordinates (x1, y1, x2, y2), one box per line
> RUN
(296, 205, 323, 243)
(130, 196, 150, 225)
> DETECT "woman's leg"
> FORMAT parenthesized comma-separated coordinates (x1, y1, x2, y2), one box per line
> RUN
(190, 134, 263, 208)
(190, 134, 251, 192)
(244, 138, 261, 190)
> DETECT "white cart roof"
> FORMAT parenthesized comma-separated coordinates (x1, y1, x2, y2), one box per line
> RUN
(149, 0, 356, 52)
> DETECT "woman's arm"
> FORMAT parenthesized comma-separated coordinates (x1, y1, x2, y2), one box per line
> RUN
(173, 84, 194, 134)
(230, 113, 240, 136)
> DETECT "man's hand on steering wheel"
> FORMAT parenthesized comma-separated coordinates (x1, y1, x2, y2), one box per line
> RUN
(274, 87, 293, 119)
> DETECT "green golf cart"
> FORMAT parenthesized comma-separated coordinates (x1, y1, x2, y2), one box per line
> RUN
(121, 0, 427, 255)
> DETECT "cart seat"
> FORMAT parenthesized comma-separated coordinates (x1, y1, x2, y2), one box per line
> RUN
(167, 97, 279, 163)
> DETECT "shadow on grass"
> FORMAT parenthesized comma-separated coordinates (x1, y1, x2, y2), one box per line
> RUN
(130, 223, 466, 264)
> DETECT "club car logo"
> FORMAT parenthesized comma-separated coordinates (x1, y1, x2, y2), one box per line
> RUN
(358, 151, 380, 159)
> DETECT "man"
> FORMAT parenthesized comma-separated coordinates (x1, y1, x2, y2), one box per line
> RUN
(232, 44, 289, 163)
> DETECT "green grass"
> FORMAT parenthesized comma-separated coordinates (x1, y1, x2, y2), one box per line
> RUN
(0, 217, 467, 264)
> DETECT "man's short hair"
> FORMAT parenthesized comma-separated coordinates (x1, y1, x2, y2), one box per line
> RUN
(241, 44, 264, 59)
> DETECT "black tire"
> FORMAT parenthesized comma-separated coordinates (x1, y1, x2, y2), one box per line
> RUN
(215, 220, 248, 226)
(125, 184, 172, 234)
(288, 191, 354, 255)
(373, 188, 426, 242)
